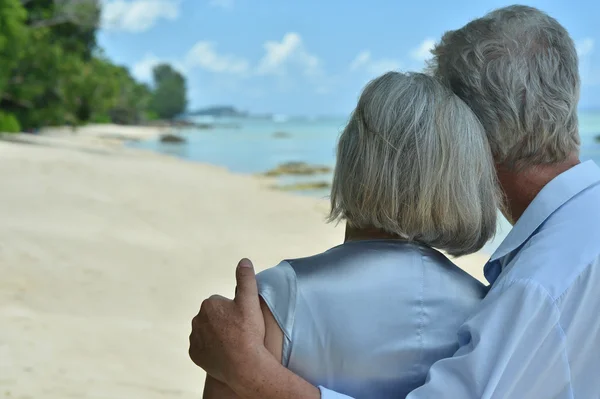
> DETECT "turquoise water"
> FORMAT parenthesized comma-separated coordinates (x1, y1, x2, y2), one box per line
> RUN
(136, 116, 343, 186)
(129, 112, 600, 254)
(131, 116, 345, 197)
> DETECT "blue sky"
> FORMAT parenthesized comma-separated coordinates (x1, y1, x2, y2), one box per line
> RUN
(98, 0, 600, 116)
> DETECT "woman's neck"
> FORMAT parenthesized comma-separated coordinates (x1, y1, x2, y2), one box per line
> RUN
(344, 225, 404, 243)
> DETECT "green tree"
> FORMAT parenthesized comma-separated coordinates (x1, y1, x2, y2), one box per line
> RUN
(0, 0, 161, 130)
(23, 0, 100, 58)
(150, 64, 187, 120)
(1, 0, 101, 130)
(0, 111, 21, 133)
(0, 0, 27, 92)
(0, 0, 27, 131)
(76, 54, 152, 125)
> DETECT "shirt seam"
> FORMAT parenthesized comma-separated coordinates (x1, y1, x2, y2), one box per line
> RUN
(505, 278, 575, 398)
(554, 259, 597, 304)
(257, 261, 297, 367)
(259, 293, 293, 342)
(258, 261, 296, 343)
(414, 246, 427, 377)
(555, 321, 575, 399)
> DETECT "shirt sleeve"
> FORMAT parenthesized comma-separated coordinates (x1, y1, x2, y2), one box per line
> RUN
(318, 279, 570, 399)
(256, 261, 297, 367)
(318, 386, 354, 399)
(406, 278, 570, 398)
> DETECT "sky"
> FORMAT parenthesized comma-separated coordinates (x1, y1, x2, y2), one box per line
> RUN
(98, 0, 600, 116)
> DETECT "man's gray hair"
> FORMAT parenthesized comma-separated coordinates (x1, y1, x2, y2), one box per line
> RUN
(428, 5, 580, 168)
(329, 72, 500, 256)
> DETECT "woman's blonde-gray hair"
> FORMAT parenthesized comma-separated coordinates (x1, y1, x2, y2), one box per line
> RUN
(329, 72, 500, 256)
(427, 5, 580, 169)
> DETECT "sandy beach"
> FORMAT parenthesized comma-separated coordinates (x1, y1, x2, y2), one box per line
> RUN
(0, 125, 489, 398)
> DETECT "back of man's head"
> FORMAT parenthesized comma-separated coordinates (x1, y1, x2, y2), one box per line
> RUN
(429, 5, 580, 169)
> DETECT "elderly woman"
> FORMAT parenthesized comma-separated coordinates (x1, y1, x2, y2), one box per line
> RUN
(203, 71, 500, 398)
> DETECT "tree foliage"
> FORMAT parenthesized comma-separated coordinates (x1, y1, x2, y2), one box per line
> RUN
(0, 0, 187, 132)
(0, 0, 27, 96)
(0, 111, 21, 133)
(150, 64, 187, 120)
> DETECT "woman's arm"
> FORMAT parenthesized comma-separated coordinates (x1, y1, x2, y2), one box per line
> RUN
(190, 260, 321, 399)
(260, 297, 284, 363)
(202, 297, 284, 399)
(231, 298, 322, 399)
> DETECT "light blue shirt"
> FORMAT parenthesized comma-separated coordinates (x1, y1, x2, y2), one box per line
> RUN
(257, 240, 487, 398)
(321, 160, 600, 398)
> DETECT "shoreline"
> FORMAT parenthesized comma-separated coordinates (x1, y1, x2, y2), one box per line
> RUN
(3, 123, 494, 276)
(0, 125, 490, 398)
(40, 123, 169, 141)
(32, 123, 494, 274)
(23, 124, 496, 274)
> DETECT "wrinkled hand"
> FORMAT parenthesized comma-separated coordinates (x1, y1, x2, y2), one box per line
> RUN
(189, 258, 267, 385)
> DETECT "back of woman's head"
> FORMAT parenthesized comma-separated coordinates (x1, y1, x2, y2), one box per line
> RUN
(329, 72, 500, 256)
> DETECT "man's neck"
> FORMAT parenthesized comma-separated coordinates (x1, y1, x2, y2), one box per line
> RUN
(497, 154, 580, 224)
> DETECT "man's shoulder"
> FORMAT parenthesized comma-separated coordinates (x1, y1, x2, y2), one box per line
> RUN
(498, 223, 600, 303)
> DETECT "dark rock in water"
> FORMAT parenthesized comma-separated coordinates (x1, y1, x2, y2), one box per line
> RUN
(273, 131, 292, 138)
(263, 161, 332, 176)
(196, 123, 216, 129)
(595, 134, 600, 143)
(272, 181, 331, 191)
(160, 133, 186, 144)
(171, 119, 196, 128)
(172, 120, 215, 129)
(175, 120, 216, 129)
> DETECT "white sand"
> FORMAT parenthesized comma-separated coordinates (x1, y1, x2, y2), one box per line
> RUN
(0, 127, 488, 398)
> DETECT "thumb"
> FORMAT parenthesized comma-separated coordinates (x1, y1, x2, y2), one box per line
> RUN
(234, 258, 260, 312)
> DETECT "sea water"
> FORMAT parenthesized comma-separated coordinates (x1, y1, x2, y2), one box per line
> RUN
(129, 112, 600, 254)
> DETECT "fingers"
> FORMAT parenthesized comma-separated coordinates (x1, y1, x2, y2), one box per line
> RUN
(196, 295, 227, 324)
(189, 295, 228, 367)
(188, 330, 203, 367)
(234, 258, 260, 313)
(189, 312, 205, 367)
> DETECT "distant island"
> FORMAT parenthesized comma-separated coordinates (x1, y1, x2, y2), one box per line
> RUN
(187, 106, 248, 118)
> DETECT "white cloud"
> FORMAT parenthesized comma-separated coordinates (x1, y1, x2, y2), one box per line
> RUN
(101, 0, 180, 33)
(576, 38, 599, 86)
(132, 53, 186, 82)
(410, 38, 436, 62)
(349, 50, 401, 76)
(256, 32, 321, 76)
(133, 42, 250, 82)
(132, 33, 331, 95)
(350, 50, 371, 70)
(209, 0, 234, 9)
(184, 41, 250, 74)
(315, 85, 334, 95)
(132, 54, 162, 81)
(577, 38, 595, 58)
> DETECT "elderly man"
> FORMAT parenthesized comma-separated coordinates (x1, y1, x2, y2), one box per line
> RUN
(189, 5, 600, 398)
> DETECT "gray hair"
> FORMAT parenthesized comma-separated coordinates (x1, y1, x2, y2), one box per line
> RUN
(329, 72, 500, 256)
(427, 5, 580, 168)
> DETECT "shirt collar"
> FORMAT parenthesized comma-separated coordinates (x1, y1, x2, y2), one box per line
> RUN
(484, 161, 600, 284)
